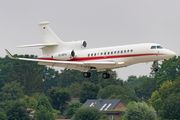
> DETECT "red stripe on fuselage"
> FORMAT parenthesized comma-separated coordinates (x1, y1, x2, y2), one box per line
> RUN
(38, 53, 166, 61)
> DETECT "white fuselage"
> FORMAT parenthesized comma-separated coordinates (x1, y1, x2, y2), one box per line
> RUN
(38, 43, 176, 70)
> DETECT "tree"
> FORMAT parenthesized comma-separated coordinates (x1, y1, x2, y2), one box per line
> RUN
(79, 81, 99, 103)
(66, 102, 83, 118)
(73, 106, 109, 120)
(34, 94, 54, 120)
(69, 83, 82, 98)
(98, 72, 123, 88)
(34, 105, 54, 120)
(97, 85, 138, 104)
(0, 112, 7, 120)
(44, 67, 61, 94)
(121, 102, 156, 120)
(127, 75, 148, 90)
(160, 92, 180, 119)
(155, 56, 180, 89)
(0, 81, 24, 101)
(149, 80, 180, 112)
(48, 87, 71, 112)
(20, 95, 38, 109)
(134, 78, 156, 101)
(4, 55, 46, 96)
(5, 100, 30, 120)
(35, 94, 53, 112)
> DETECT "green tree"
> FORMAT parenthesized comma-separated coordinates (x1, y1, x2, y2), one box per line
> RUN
(5, 100, 30, 120)
(73, 106, 109, 120)
(80, 81, 99, 103)
(44, 67, 61, 94)
(155, 56, 180, 89)
(0, 112, 7, 120)
(0, 81, 24, 101)
(97, 85, 138, 104)
(149, 80, 180, 112)
(69, 83, 82, 98)
(20, 95, 38, 109)
(98, 73, 123, 88)
(121, 102, 156, 120)
(134, 78, 156, 101)
(35, 94, 53, 112)
(66, 102, 83, 118)
(34, 105, 54, 120)
(160, 92, 180, 119)
(48, 87, 71, 112)
(128, 75, 148, 90)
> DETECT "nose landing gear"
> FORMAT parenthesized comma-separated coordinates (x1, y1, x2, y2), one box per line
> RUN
(153, 61, 158, 72)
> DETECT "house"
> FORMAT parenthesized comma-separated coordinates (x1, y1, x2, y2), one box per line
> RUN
(84, 98, 126, 120)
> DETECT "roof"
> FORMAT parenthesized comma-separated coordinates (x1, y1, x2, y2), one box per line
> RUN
(84, 99, 125, 111)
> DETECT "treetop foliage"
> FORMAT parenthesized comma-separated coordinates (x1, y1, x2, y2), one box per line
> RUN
(121, 102, 156, 120)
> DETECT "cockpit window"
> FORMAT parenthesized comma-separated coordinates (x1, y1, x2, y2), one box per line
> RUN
(157, 46, 163, 49)
(151, 46, 156, 49)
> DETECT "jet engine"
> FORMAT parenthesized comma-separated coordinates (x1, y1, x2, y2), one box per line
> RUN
(52, 50, 75, 60)
(65, 40, 87, 50)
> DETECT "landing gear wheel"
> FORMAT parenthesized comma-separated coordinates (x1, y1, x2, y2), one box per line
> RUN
(102, 73, 110, 79)
(153, 68, 158, 72)
(153, 61, 158, 73)
(83, 72, 91, 78)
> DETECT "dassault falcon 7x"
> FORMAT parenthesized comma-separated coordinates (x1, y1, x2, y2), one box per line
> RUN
(5, 21, 176, 79)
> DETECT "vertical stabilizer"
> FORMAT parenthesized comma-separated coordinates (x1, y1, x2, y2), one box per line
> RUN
(38, 21, 63, 44)
(38, 21, 64, 56)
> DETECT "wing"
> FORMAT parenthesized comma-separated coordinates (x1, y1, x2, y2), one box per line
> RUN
(5, 49, 116, 72)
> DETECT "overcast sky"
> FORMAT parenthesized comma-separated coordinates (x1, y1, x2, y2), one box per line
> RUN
(0, 0, 180, 80)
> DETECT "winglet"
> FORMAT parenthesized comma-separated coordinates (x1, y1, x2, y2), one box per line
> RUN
(5, 49, 16, 59)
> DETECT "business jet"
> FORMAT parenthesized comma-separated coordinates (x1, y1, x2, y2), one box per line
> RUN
(5, 21, 176, 79)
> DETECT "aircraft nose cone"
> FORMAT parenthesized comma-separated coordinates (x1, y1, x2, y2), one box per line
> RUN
(169, 50, 176, 57)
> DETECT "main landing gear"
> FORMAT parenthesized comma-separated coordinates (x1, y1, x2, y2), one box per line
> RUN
(83, 72, 91, 78)
(83, 69, 112, 79)
(102, 73, 110, 79)
(152, 61, 158, 72)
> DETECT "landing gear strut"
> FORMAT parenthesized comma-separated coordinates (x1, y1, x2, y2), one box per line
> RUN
(102, 73, 110, 79)
(83, 72, 91, 78)
(152, 61, 158, 72)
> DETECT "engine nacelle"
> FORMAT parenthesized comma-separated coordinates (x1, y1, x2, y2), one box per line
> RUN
(52, 50, 75, 60)
(65, 40, 87, 50)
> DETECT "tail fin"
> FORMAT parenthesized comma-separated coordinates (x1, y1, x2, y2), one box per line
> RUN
(38, 21, 65, 56)
(38, 21, 63, 44)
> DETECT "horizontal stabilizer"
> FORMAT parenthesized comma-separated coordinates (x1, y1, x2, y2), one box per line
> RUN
(16, 43, 59, 48)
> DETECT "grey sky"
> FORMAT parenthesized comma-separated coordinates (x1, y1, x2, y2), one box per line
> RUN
(0, 0, 180, 80)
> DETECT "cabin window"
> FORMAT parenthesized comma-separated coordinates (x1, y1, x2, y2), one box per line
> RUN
(88, 54, 90, 57)
(91, 53, 93, 56)
(117, 51, 120, 54)
(157, 46, 163, 49)
(104, 52, 106, 55)
(111, 51, 113, 54)
(124, 50, 126, 53)
(127, 50, 129, 53)
(94, 53, 96, 56)
(151, 46, 156, 49)
(108, 52, 110, 55)
(131, 49, 133, 52)
(101, 52, 103, 55)
(121, 50, 123, 53)
(114, 51, 116, 54)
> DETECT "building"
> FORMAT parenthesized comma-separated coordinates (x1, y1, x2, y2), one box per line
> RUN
(84, 98, 126, 120)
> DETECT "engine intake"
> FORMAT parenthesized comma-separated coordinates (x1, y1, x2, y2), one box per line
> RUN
(53, 50, 75, 60)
